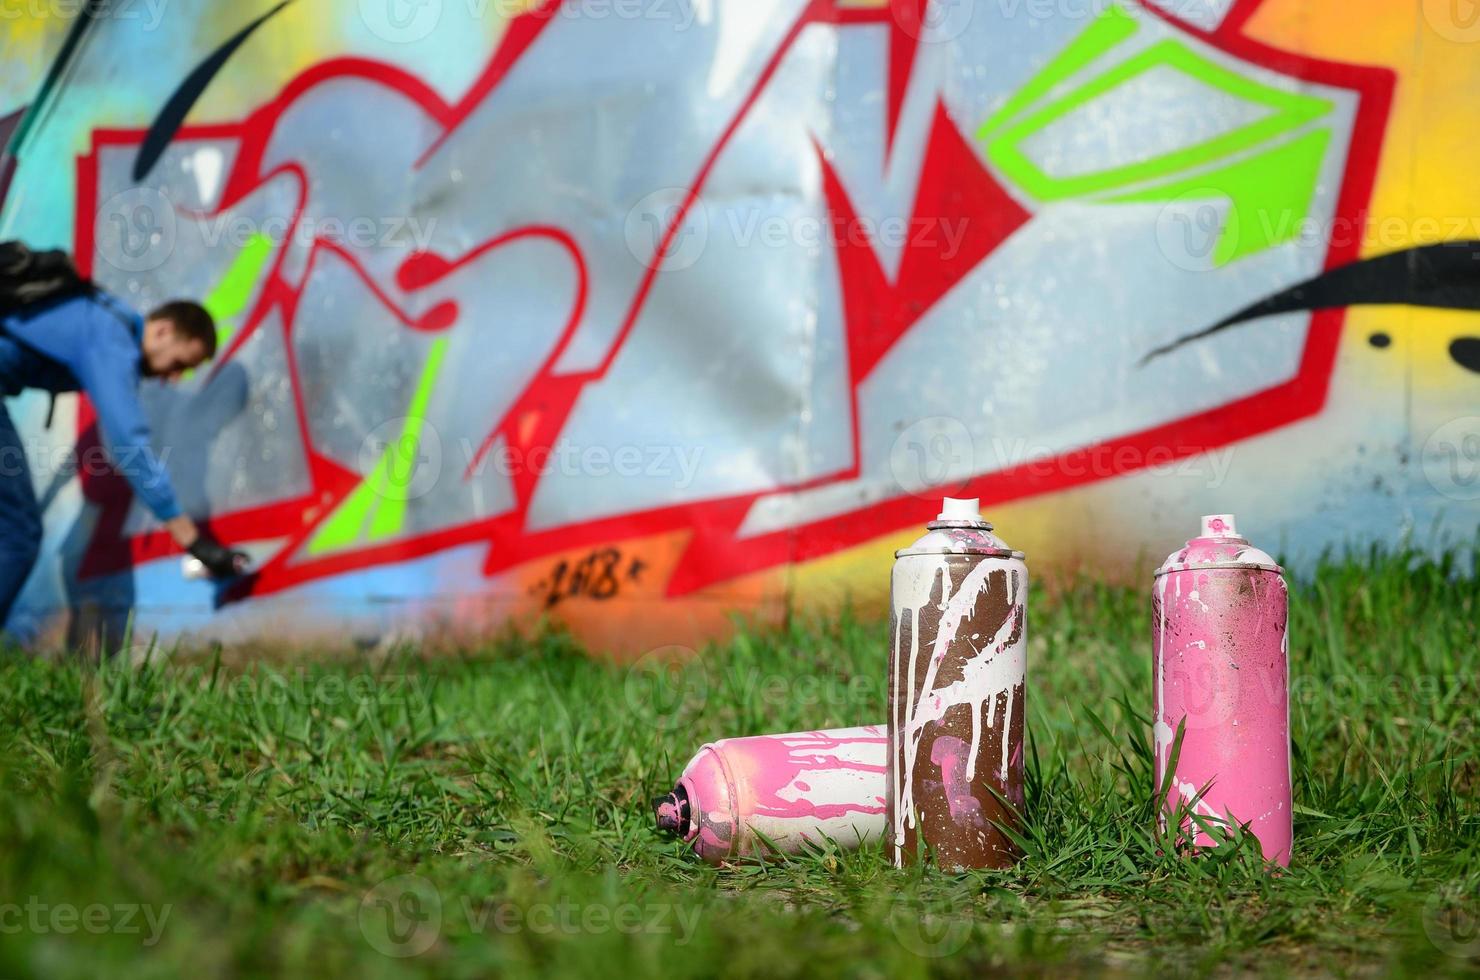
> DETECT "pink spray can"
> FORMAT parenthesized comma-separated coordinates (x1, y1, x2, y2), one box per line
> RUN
(653, 726, 888, 863)
(1153, 514, 1292, 865)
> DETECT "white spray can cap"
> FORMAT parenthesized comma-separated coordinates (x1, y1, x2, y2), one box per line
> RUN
(937, 497, 983, 523)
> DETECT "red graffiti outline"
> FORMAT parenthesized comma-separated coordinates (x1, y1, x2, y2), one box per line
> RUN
(70, 0, 1393, 599)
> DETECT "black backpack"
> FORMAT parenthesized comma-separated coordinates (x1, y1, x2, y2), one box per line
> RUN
(0, 240, 95, 316)
(1, 241, 104, 427)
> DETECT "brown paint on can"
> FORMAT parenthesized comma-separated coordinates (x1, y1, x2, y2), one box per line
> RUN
(889, 555, 1027, 871)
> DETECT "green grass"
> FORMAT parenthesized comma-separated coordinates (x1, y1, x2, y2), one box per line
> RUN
(0, 545, 1476, 978)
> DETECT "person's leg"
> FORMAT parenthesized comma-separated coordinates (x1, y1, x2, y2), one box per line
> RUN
(0, 402, 42, 631)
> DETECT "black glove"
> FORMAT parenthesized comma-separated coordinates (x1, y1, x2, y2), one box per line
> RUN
(188, 535, 249, 579)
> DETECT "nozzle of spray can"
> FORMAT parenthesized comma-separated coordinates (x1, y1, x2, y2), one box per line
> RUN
(936, 497, 985, 523)
(1200, 514, 1238, 537)
(653, 784, 691, 838)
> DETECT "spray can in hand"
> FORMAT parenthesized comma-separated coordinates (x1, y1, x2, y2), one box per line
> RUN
(181, 538, 251, 580)
(888, 498, 1028, 870)
(1153, 514, 1292, 865)
(654, 726, 888, 863)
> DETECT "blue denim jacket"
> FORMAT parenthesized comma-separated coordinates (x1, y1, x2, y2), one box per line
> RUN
(0, 291, 182, 520)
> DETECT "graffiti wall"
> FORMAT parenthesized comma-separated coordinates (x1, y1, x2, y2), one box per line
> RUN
(1, 0, 1476, 653)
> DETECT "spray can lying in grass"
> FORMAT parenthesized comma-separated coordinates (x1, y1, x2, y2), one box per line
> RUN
(1153, 514, 1292, 865)
(888, 498, 1028, 870)
(654, 726, 888, 863)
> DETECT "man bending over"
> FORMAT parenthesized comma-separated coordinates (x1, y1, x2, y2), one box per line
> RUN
(0, 289, 246, 630)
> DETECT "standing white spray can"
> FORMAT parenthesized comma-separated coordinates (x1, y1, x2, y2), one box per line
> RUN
(888, 498, 1029, 870)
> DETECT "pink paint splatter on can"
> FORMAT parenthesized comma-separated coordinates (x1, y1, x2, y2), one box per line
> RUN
(1153, 514, 1292, 865)
(654, 726, 888, 863)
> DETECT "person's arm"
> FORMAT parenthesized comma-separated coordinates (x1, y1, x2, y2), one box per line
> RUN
(67, 312, 187, 525)
(69, 305, 245, 576)
(162, 514, 202, 550)
(78, 360, 206, 549)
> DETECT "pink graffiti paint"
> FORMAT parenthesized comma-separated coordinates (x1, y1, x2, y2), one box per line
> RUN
(654, 726, 888, 864)
(929, 736, 987, 828)
(1153, 514, 1292, 865)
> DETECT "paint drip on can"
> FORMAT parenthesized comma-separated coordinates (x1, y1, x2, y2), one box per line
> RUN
(888, 498, 1028, 870)
(1153, 514, 1292, 865)
(653, 726, 888, 863)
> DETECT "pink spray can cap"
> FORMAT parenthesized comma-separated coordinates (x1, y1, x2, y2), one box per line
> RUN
(1156, 513, 1282, 576)
(1200, 514, 1238, 537)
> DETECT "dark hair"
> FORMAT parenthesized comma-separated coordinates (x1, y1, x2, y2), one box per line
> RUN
(147, 300, 217, 359)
